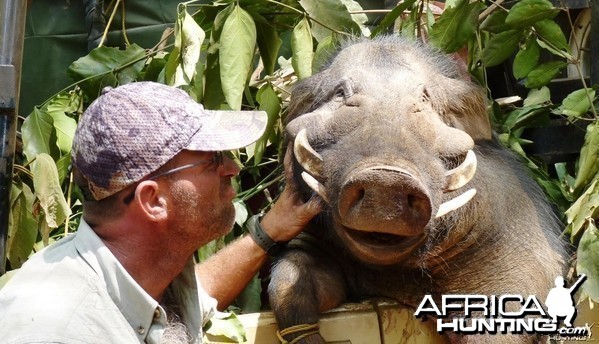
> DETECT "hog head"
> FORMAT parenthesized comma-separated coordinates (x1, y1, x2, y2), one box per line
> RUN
(285, 36, 485, 266)
(268, 36, 568, 344)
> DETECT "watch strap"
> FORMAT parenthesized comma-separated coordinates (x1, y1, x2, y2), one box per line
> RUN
(247, 214, 285, 256)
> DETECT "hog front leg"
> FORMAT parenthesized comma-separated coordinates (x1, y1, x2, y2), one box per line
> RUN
(268, 249, 347, 344)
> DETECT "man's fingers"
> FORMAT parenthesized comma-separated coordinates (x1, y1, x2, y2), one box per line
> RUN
(283, 144, 301, 193)
(303, 195, 323, 217)
(283, 145, 294, 179)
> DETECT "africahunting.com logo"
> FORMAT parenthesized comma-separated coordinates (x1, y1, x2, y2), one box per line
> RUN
(415, 274, 593, 340)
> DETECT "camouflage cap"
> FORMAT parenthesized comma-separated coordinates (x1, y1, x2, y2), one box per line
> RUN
(72, 81, 267, 200)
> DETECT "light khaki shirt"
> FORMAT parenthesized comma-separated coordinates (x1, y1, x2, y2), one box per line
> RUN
(0, 220, 216, 344)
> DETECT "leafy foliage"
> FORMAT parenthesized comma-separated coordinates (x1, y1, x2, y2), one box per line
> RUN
(7, 0, 599, 324)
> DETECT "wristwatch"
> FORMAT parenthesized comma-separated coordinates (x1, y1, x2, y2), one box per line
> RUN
(246, 214, 287, 257)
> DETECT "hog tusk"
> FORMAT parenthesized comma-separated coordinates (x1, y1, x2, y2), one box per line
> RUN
(294, 129, 325, 180)
(301, 171, 329, 203)
(444, 150, 477, 192)
(435, 188, 476, 218)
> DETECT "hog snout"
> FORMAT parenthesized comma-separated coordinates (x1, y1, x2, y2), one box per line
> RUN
(337, 166, 432, 236)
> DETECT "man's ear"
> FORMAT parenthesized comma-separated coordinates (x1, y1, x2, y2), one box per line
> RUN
(134, 180, 168, 221)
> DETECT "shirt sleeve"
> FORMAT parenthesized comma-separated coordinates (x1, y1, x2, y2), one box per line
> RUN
(196, 278, 217, 327)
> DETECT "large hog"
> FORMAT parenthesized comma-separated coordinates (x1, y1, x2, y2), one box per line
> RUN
(268, 36, 569, 344)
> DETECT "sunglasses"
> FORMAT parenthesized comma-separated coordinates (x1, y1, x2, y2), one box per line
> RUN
(123, 151, 225, 204)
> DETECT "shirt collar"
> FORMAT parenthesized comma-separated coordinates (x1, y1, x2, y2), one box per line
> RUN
(73, 220, 159, 342)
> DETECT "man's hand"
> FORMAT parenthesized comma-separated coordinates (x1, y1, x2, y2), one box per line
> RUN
(260, 145, 322, 242)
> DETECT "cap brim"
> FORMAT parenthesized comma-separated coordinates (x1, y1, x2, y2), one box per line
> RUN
(186, 110, 268, 151)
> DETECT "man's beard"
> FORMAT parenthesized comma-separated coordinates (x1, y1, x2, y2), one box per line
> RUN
(171, 183, 236, 244)
(161, 295, 191, 344)
(161, 320, 190, 344)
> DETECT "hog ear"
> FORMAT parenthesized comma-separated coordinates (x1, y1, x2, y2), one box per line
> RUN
(430, 77, 493, 142)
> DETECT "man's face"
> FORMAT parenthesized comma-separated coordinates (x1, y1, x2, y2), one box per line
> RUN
(164, 150, 240, 247)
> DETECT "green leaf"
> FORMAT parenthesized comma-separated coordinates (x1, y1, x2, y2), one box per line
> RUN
(22, 92, 80, 160)
(536, 178, 569, 210)
(513, 35, 541, 79)
(502, 104, 549, 132)
(204, 52, 225, 110)
(203, 5, 235, 109)
(236, 274, 262, 313)
(233, 199, 249, 228)
(166, 4, 206, 87)
(507, 132, 529, 157)
(340, 0, 370, 37)
(46, 92, 81, 115)
(524, 60, 566, 88)
(481, 30, 523, 67)
(220, 5, 257, 111)
(143, 55, 168, 82)
(425, 3, 436, 31)
(8, 182, 37, 269)
(577, 221, 599, 302)
(504, 0, 560, 29)
(31, 154, 71, 242)
(208, 4, 235, 54)
(535, 38, 571, 60)
(371, 0, 417, 37)
(429, 0, 482, 53)
(445, 0, 458, 8)
(47, 110, 77, 156)
(254, 13, 282, 75)
(399, 14, 417, 39)
(534, 19, 571, 57)
(291, 17, 314, 80)
(197, 238, 227, 263)
(188, 55, 205, 103)
(299, 0, 365, 42)
(558, 88, 596, 119)
(523, 86, 550, 106)
(67, 44, 146, 98)
(204, 311, 247, 343)
(55, 154, 72, 185)
(180, 9, 204, 81)
(21, 107, 57, 163)
(566, 178, 599, 239)
(480, 9, 510, 33)
(165, 13, 183, 86)
(254, 84, 281, 165)
(574, 122, 599, 196)
(313, 34, 336, 73)
(0, 270, 19, 290)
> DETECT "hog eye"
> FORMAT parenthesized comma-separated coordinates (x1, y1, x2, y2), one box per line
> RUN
(332, 79, 354, 101)
(420, 86, 431, 102)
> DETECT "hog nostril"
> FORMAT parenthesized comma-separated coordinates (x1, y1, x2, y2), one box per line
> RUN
(356, 188, 365, 203)
(348, 186, 366, 210)
(338, 185, 366, 218)
(407, 194, 416, 209)
(406, 194, 429, 221)
(407, 194, 427, 211)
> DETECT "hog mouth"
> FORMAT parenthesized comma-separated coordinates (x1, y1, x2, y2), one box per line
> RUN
(344, 226, 422, 246)
(338, 224, 427, 265)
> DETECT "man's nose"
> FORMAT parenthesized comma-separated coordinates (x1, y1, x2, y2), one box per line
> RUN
(220, 155, 240, 177)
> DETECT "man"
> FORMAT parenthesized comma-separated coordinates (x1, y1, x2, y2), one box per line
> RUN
(0, 82, 321, 343)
